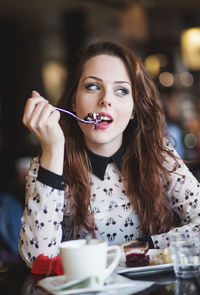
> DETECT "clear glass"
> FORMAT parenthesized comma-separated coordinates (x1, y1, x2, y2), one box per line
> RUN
(169, 232, 200, 279)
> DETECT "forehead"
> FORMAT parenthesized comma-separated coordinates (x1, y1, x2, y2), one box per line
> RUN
(81, 54, 130, 81)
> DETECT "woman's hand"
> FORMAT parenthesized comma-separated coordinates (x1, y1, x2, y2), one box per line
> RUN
(23, 91, 65, 174)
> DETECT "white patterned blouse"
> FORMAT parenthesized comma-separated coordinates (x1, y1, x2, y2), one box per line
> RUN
(18, 147, 200, 268)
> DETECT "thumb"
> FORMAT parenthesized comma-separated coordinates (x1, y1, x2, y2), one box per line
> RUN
(31, 90, 40, 97)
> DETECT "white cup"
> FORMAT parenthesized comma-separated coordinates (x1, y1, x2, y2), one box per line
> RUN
(60, 239, 121, 286)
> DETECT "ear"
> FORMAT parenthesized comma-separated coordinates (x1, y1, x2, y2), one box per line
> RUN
(130, 110, 135, 120)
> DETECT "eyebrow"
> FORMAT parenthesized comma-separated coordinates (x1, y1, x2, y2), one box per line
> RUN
(83, 76, 131, 85)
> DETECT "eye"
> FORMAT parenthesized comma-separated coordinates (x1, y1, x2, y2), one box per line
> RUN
(116, 87, 130, 96)
(85, 83, 100, 91)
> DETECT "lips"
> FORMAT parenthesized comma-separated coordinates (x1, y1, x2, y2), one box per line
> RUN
(98, 112, 113, 123)
(96, 112, 113, 130)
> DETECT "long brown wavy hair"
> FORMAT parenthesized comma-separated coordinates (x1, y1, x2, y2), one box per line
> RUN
(58, 41, 179, 238)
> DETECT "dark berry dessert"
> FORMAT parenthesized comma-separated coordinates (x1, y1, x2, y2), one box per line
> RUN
(125, 250, 149, 267)
(124, 241, 149, 267)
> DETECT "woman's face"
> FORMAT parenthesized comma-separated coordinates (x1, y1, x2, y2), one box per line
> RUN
(74, 54, 134, 156)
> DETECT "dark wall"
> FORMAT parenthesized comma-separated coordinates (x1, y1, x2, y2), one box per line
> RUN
(0, 21, 43, 192)
(63, 9, 87, 65)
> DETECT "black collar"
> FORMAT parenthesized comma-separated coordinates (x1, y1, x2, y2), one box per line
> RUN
(87, 144, 125, 180)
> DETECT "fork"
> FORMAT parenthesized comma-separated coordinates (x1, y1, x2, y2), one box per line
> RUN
(55, 107, 96, 124)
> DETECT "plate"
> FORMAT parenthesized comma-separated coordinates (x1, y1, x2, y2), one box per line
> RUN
(114, 249, 174, 276)
(117, 263, 174, 275)
(37, 274, 155, 295)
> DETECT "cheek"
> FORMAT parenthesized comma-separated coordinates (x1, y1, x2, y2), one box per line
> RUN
(118, 110, 133, 130)
(74, 92, 83, 112)
(75, 100, 88, 116)
(118, 102, 134, 121)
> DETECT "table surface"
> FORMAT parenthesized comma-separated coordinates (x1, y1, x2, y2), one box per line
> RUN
(1, 260, 200, 295)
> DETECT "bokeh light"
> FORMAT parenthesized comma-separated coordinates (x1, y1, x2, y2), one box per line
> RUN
(159, 72, 174, 87)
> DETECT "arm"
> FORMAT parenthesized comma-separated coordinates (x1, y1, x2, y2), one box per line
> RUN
(19, 91, 66, 267)
(18, 157, 65, 268)
(151, 154, 200, 249)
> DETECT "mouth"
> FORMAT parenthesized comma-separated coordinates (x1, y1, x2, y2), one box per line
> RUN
(98, 113, 113, 124)
(84, 112, 113, 129)
(84, 112, 113, 123)
(84, 112, 101, 122)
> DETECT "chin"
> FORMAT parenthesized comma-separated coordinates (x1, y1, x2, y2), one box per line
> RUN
(93, 135, 122, 146)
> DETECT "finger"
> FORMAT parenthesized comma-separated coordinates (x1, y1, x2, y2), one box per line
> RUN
(31, 90, 40, 97)
(28, 104, 59, 139)
(31, 90, 48, 103)
(23, 92, 49, 122)
(29, 102, 56, 129)
(37, 103, 59, 125)
(49, 108, 61, 121)
(23, 98, 48, 126)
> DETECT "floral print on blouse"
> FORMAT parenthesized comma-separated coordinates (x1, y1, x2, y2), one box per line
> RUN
(18, 149, 200, 268)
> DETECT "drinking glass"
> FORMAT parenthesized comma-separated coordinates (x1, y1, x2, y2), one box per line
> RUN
(169, 232, 200, 278)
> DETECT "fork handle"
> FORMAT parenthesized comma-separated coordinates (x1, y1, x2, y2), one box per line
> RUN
(55, 107, 95, 124)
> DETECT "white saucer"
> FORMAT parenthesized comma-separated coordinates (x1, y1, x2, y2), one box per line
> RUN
(38, 274, 154, 295)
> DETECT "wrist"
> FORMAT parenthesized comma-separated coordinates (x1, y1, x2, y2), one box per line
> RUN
(40, 147, 64, 175)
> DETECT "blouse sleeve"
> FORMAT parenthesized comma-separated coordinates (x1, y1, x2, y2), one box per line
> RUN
(18, 157, 65, 268)
(151, 151, 200, 249)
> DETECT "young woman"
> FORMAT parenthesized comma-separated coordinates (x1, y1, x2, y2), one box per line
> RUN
(19, 41, 200, 267)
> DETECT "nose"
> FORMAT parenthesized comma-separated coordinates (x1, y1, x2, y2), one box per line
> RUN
(98, 92, 112, 107)
(100, 100, 111, 107)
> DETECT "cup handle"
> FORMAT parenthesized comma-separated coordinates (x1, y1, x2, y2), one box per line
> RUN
(104, 245, 121, 279)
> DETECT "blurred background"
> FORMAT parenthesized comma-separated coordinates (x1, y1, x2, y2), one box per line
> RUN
(1, 0, 200, 263)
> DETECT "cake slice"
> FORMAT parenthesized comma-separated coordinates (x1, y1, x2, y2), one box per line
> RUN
(124, 241, 149, 267)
